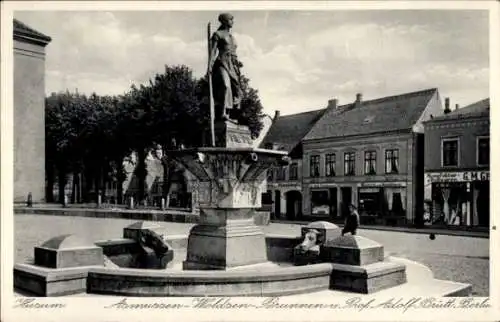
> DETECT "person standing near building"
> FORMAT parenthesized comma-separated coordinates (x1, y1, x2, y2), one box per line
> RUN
(342, 204, 360, 236)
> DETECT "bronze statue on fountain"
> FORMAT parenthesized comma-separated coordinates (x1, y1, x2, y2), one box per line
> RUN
(205, 13, 255, 148)
(208, 13, 243, 124)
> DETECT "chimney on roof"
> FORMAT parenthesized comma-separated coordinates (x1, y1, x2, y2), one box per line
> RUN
(444, 97, 451, 114)
(327, 98, 338, 109)
(274, 110, 280, 120)
(355, 93, 362, 108)
(455, 104, 459, 110)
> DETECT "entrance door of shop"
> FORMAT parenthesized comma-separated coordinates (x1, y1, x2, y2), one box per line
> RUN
(274, 190, 281, 218)
(340, 187, 352, 218)
(476, 182, 490, 227)
(328, 188, 338, 218)
(285, 190, 302, 220)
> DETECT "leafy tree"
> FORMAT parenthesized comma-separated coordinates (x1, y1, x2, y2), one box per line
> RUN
(120, 83, 157, 204)
(238, 74, 265, 139)
(148, 65, 202, 204)
(44, 60, 265, 208)
(45, 91, 86, 204)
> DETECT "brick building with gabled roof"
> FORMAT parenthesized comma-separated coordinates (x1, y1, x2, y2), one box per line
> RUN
(423, 98, 490, 228)
(299, 88, 445, 226)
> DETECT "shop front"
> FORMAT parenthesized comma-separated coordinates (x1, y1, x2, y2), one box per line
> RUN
(306, 185, 339, 219)
(426, 170, 489, 227)
(310, 189, 330, 217)
(357, 183, 407, 225)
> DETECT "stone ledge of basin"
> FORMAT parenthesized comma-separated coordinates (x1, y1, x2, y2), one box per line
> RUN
(88, 282, 330, 298)
(95, 238, 136, 247)
(87, 263, 334, 283)
(265, 234, 302, 247)
(14, 263, 99, 282)
(95, 236, 188, 249)
(329, 261, 406, 278)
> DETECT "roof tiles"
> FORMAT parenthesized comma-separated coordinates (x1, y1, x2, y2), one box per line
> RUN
(304, 88, 437, 141)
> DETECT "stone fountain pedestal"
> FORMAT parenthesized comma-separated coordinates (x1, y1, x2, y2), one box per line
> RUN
(168, 120, 289, 270)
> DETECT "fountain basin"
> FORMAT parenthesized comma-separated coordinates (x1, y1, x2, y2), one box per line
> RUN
(14, 232, 472, 297)
(87, 263, 333, 297)
(86, 234, 405, 296)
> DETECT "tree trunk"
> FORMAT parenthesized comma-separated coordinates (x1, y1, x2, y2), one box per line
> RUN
(82, 164, 93, 203)
(116, 158, 125, 205)
(136, 148, 148, 204)
(57, 165, 67, 206)
(162, 157, 177, 207)
(71, 172, 77, 204)
(76, 172, 82, 203)
(95, 166, 101, 204)
(46, 164, 55, 203)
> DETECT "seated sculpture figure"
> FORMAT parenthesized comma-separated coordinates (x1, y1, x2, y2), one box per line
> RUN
(294, 228, 322, 265)
(137, 229, 173, 268)
(139, 229, 170, 257)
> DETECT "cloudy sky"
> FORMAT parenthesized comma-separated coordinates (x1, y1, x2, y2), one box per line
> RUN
(15, 9, 489, 116)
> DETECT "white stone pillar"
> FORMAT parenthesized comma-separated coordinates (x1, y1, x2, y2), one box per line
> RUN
(280, 191, 286, 217)
(466, 183, 471, 226)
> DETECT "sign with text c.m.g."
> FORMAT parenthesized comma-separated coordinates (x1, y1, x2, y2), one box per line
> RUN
(426, 171, 489, 183)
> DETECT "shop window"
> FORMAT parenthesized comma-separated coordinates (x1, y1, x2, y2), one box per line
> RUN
(364, 151, 377, 175)
(344, 152, 355, 176)
(311, 190, 329, 216)
(325, 153, 336, 177)
(358, 188, 382, 217)
(442, 138, 459, 167)
(289, 163, 298, 180)
(431, 183, 467, 225)
(477, 137, 489, 166)
(385, 149, 399, 174)
(310, 155, 320, 177)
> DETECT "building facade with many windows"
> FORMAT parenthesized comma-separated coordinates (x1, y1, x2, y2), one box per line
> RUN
(301, 89, 444, 226)
(423, 98, 490, 227)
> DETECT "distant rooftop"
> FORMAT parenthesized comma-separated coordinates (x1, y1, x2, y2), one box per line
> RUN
(426, 98, 490, 122)
(259, 108, 326, 152)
